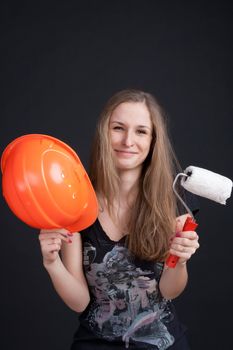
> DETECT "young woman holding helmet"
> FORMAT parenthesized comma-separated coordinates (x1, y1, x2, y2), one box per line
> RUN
(39, 89, 199, 349)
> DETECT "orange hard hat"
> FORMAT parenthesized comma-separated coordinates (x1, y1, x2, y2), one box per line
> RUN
(1, 134, 98, 232)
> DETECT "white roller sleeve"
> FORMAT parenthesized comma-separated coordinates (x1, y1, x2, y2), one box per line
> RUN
(181, 166, 233, 205)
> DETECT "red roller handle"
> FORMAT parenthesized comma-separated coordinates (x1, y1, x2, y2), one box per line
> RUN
(165, 216, 198, 268)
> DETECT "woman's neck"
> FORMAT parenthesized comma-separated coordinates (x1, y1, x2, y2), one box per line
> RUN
(115, 167, 141, 206)
(98, 168, 141, 234)
(97, 167, 141, 215)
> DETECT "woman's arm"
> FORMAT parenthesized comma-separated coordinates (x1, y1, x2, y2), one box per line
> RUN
(39, 229, 90, 312)
(159, 214, 199, 300)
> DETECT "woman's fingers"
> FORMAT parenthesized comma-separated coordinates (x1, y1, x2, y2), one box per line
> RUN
(177, 230, 199, 239)
(170, 242, 199, 254)
(44, 237, 62, 247)
(170, 230, 200, 261)
(38, 229, 73, 265)
(175, 214, 191, 232)
(169, 248, 196, 261)
(39, 230, 73, 244)
(172, 233, 199, 246)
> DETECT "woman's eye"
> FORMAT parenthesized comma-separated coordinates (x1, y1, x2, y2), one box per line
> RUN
(113, 126, 124, 130)
(137, 129, 147, 134)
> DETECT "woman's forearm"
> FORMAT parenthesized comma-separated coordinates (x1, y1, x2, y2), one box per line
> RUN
(159, 262, 188, 300)
(44, 257, 90, 312)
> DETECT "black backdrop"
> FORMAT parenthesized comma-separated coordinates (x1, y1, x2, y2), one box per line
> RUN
(1, 1, 232, 349)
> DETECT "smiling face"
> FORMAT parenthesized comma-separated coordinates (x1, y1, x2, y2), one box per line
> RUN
(109, 102, 153, 173)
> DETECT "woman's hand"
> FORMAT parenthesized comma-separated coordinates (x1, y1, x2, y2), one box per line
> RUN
(38, 228, 73, 267)
(169, 214, 200, 265)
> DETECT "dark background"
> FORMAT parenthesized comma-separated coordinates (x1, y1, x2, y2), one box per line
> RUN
(1, 1, 232, 349)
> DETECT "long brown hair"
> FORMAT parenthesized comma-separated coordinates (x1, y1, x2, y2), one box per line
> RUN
(89, 89, 182, 261)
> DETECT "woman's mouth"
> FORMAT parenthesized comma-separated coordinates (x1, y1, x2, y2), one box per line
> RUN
(114, 150, 138, 157)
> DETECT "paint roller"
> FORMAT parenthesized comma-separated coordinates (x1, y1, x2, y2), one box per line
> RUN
(166, 166, 233, 268)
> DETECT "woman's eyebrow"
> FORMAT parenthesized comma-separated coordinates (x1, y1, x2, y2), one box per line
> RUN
(110, 121, 125, 125)
(137, 125, 151, 130)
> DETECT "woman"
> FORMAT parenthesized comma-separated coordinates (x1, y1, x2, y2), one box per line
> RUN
(39, 89, 199, 349)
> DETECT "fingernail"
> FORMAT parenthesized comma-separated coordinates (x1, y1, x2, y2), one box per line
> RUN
(68, 239, 72, 243)
(67, 233, 73, 237)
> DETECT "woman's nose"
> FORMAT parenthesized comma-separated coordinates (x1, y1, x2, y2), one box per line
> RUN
(122, 131, 134, 147)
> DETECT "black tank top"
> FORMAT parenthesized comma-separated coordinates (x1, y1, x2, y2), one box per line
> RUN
(71, 219, 189, 349)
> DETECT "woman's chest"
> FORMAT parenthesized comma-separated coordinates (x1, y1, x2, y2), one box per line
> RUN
(98, 210, 128, 242)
